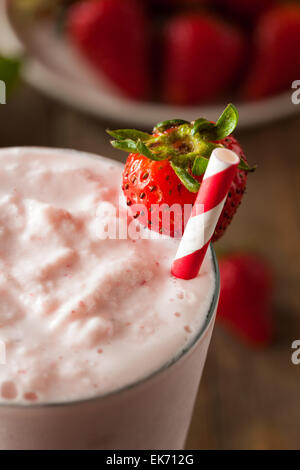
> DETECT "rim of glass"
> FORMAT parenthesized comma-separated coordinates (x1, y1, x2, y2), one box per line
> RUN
(0, 147, 220, 410)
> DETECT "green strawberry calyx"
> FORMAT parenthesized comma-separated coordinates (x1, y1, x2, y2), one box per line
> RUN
(107, 104, 256, 193)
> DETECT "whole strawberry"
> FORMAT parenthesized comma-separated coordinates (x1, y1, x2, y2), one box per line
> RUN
(217, 253, 274, 347)
(108, 104, 255, 241)
(67, 0, 151, 100)
(163, 14, 246, 105)
(242, 3, 300, 100)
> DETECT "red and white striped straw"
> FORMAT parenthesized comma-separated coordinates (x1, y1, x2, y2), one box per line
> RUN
(171, 148, 240, 280)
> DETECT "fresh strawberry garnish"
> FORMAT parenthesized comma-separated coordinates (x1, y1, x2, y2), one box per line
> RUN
(162, 13, 246, 105)
(217, 253, 274, 347)
(108, 104, 255, 241)
(67, 0, 151, 100)
(242, 4, 300, 100)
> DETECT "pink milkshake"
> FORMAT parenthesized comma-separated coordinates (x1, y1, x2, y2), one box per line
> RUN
(0, 147, 219, 449)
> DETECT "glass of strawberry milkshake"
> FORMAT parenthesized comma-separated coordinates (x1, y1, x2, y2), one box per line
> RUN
(0, 106, 251, 449)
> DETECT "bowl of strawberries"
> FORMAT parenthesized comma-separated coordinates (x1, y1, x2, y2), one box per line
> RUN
(5, 0, 300, 127)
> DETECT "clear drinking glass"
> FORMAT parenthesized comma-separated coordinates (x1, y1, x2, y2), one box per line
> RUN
(0, 148, 220, 450)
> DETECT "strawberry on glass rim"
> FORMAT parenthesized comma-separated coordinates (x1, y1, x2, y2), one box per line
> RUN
(108, 104, 255, 240)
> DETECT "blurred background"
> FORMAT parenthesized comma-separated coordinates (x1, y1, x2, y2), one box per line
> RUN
(0, 0, 300, 450)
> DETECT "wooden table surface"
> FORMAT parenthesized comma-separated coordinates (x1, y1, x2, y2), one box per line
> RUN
(1, 84, 300, 450)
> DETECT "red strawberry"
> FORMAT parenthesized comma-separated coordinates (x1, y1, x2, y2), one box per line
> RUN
(217, 253, 274, 347)
(108, 104, 254, 241)
(67, 0, 151, 100)
(242, 4, 300, 101)
(163, 14, 246, 105)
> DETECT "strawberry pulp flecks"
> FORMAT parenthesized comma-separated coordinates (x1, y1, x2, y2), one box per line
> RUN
(108, 104, 255, 241)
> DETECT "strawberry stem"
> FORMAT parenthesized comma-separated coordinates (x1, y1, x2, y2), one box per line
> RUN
(170, 163, 200, 193)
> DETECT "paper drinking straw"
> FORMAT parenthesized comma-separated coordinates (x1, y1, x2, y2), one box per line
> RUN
(171, 148, 240, 280)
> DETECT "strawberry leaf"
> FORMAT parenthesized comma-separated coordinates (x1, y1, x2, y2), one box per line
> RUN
(111, 138, 165, 161)
(192, 156, 209, 176)
(191, 104, 238, 141)
(170, 163, 200, 193)
(110, 139, 138, 153)
(238, 159, 257, 172)
(107, 129, 151, 142)
(214, 103, 239, 140)
(191, 119, 215, 137)
(201, 142, 220, 157)
(136, 139, 157, 160)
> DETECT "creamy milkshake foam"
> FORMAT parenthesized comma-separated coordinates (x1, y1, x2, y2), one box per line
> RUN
(0, 147, 215, 404)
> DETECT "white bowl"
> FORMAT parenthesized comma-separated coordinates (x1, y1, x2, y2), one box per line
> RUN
(3, 0, 299, 128)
